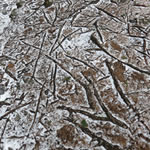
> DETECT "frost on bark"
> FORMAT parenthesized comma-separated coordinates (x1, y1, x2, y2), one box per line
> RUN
(0, 0, 150, 149)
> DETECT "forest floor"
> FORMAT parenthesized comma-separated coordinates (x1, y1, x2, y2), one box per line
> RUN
(0, 0, 150, 150)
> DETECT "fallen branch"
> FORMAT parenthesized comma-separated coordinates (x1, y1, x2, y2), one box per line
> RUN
(52, 54, 57, 98)
(0, 101, 33, 120)
(93, 84, 128, 129)
(32, 33, 46, 78)
(45, 54, 97, 109)
(0, 118, 9, 142)
(66, 117, 123, 150)
(57, 105, 109, 121)
(105, 60, 131, 107)
(30, 80, 46, 130)
(95, 6, 123, 22)
(90, 34, 150, 75)
(49, 21, 66, 55)
(66, 54, 105, 76)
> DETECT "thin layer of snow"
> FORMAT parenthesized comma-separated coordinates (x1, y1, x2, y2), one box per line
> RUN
(0, 0, 16, 34)
(0, 0, 150, 149)
(2, 139, 21, 150)
(0, 15, 10, 34)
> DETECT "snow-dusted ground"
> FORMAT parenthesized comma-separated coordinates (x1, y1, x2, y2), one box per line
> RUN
(0, 1, 19, 149)
(0, 0, 150, 150)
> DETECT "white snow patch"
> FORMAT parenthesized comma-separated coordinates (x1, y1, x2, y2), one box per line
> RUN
(2, 139, 20, 150)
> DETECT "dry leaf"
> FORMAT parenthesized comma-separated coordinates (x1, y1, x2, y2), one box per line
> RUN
(113, 61, 125, 82)
(7, 63, 14, 69)
(57, 124, 76, 144)
(111, 135, 127, 147)
(131, 72, 145, 81)
(23, 28, 32, 35)
(33, 140, 40, 150)
(7, 63, 16, 73)
(110, 41, 122, 52)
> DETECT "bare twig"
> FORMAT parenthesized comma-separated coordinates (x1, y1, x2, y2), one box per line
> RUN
(45, 54, 97, 109)
(52, 29, 81, 53)
(95, 6, 123, 22)
(93, 20, 103, 43)
(52, 53, 57, 98)
(105, 60, 131, 107)
(90, 34, 150, 75)
(30, 80, 46, 130)
(65, 54, 105, 76)
(49, 22, 66, 55)
(0, 101, 33, 120)
(0, 118, 9, 142)
(57, 105, 109, 121)
(32, 33, 46, 78)
(66, 118, 123, 150)
(5, 68, 18, 81)
(92, 83, 128, 129)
